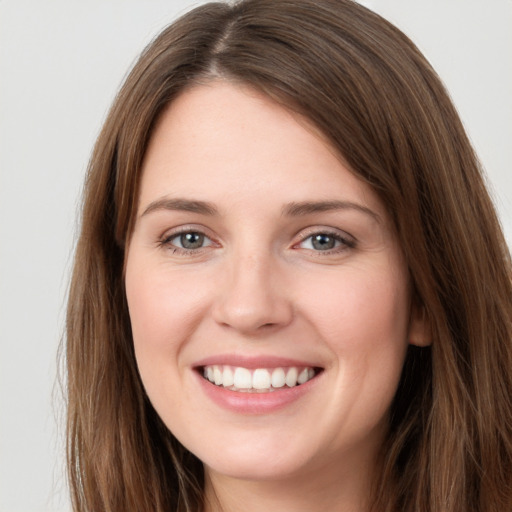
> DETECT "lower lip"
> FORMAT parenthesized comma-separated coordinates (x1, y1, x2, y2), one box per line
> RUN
(195, 370, 320, 414)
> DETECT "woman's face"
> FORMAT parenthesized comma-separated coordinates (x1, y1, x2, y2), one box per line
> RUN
(125, 82, 426, 483)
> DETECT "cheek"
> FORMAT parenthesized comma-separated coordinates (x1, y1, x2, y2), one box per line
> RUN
(124, 260, 212, 429)
(301, 264, 411, 402)
(302, 264, 410, 347)
(124, 256, 208, 399)
(297, 266, 411, 442)
(126, 262, 206, 349)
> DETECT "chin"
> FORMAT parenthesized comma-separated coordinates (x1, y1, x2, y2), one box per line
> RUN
(204, 456, 309, 482)
(191, 430, 319, 482)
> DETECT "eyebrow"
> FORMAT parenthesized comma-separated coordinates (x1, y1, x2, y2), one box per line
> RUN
(140, 197, 380, 223)
(141, 198, 219, 217)
(282, 200, 380, 222)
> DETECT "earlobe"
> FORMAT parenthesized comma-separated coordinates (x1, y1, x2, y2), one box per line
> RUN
(408, 305, 431, 347)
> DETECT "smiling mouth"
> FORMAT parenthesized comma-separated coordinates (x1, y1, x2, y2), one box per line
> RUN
(200, 365, 322, 393)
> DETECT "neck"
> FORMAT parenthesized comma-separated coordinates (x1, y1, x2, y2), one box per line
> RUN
(202, 450, 377, 512)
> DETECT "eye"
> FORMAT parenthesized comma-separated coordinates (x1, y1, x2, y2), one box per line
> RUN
(297, 231, 355, 252)
(162, 230, 213, 251)
(303, 233, 339, 251)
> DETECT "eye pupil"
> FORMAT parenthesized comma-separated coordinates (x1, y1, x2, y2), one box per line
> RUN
(180, 232, 204, 249)
(312, 234, 335, 250)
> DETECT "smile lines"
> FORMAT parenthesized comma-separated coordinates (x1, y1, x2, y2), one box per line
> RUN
(202, 365, 318, 392)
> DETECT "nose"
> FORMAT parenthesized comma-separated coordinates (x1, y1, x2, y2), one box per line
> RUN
(212, 250, 294, 335)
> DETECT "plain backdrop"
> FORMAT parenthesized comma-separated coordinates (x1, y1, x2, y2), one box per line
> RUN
(0, 1, 511, 510)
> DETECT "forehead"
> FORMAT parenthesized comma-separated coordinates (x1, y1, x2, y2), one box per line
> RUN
(138, 81, 386, 221)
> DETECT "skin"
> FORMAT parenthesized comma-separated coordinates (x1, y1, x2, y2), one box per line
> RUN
(125, 81, 427, 512)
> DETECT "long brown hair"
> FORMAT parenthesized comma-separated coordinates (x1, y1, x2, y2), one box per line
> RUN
(65, 1, 512, 510)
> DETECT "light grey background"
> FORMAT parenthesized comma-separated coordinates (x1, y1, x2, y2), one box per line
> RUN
(1, 1, 510, 511)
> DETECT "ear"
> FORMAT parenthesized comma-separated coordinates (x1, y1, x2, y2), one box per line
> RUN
(408, 303, 431, 347)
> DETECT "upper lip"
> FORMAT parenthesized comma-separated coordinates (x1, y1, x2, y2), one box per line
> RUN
(193, 354, 323, 370)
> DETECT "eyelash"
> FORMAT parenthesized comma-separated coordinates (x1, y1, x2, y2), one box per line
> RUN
(158, 228, 356, 255)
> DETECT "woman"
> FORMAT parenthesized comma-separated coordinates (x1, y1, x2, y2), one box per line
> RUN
(65, 0, 512, 511)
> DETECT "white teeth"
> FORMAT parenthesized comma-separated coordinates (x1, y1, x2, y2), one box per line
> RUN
(222, 366, 234, 387)
(233, 367, 252, 389)
(252, 369, 271, 390)
(285, 367, 298, 387)
(213, 366, 223, 385)
(271, 368, 286, 388)
(297, 368, 309, 385)
(202, 364, 317, 392)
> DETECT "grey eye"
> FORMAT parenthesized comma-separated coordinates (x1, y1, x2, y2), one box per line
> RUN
(171, 232, 211, 250)
(299, 233, 342, 251)
(310, 234, 337, 250)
